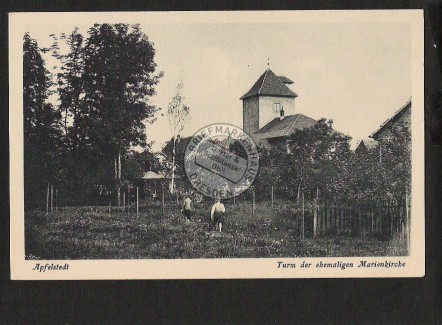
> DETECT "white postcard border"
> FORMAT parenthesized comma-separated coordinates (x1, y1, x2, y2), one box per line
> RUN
(9, 10, 425, 280)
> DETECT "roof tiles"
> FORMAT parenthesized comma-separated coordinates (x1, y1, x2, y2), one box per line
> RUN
(240, 69, 298, 100)
(370, 99, 412, 140)
(254, 114, 317, 139)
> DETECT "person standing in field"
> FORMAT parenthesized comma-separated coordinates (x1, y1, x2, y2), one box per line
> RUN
(210, 199, 226, 232)
(182, 196, 192, 222)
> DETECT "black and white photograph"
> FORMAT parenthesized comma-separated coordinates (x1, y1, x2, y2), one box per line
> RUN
(9, 11, 424, 279)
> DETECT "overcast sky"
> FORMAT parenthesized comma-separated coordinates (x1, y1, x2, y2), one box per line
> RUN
(26, 13, 412, 151)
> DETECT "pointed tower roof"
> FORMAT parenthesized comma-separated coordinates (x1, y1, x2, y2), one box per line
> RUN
(240, 69, 298, 100)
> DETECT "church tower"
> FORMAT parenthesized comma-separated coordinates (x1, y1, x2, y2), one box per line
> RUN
(240, 69, 298, 135)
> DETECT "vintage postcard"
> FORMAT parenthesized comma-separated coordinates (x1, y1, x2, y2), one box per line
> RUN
(9, 10, 424, 279)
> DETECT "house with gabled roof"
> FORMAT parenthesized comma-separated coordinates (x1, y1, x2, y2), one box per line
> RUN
(355, 99, 411, 161)
(240, 69, 344, 149)
(369, 98, 411, 142)
(355, 138, 379, 154)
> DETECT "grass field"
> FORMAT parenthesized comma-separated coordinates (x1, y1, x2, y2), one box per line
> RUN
(25, 201, 407, 260)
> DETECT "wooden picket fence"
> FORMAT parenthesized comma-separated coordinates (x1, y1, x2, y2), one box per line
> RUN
(310, 195, 411, 241)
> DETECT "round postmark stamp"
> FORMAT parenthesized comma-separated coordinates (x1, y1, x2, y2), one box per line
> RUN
(184, 123, 259, 199)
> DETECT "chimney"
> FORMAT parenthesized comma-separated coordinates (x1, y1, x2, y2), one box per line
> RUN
(279, 107, 285, 120)
(327, 119, 333, 128)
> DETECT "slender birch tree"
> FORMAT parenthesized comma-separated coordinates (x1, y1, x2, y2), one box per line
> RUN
(167, 81, 190, 193)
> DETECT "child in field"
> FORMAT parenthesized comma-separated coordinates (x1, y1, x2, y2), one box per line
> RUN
(182, 196, 192, 222)
(210, 199, 226, 232)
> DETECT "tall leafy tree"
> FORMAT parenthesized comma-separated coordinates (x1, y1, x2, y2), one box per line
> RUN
(252, 144, 287, 200)
(49, 28, 85, 150)
(23, 33, 62, 207)
(381, 127, 411, 197)
(254, 119, 352, 202)
(349, 127, 411, 201)
(121, 148, 161, 186)
(283, 119, 352, 201)
(45, 29, 88, 200)
(74, 24, 162, 204)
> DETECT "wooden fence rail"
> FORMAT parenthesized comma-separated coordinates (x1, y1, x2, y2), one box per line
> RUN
(311, 197, 410, 240)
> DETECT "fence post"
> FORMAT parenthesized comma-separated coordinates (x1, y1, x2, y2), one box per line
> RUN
(335, 201, 339, 234)
(343, 204, 347, 234)
(301, 191, 305, 240)
(381, 200, 384, 236)
(162, 185, 165, 221)
(313, 198, 318, 237)
(108, 200, 111, 218)
(347, 205, 351, 235)
(252, 188, 255, 217)
(361, 202, 364, 236)
(399, 201, 404, 240)
(136, 186, 139, 219)
(388, 200, 393, 236)
(176, 191, 179, 206)
(341, 206, 345, 234)
(324, 202, 328, 232)
(317, 203, 320, 235)
(327, 203, 333, 232)
(271, 186, 274, 208)
(322, 202, 325, 235)
(335, 201, 338, 233)
(341, 204, 345, 234)
(123, 191, 125, 210)
(338, 201, 342, 233)
(339, 202, 345, 233)
(338, 203, 342, 233)
(405, 192, 410, 253)
(46, 183, 49, 214)
(50, 184, 54, 213)
(379, 201, 382, 235)
(394, 199, 398, 238)
(55, 189, 58, 212)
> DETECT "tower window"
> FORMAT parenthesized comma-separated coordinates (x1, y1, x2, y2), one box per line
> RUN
(273, 103, 281, 113)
